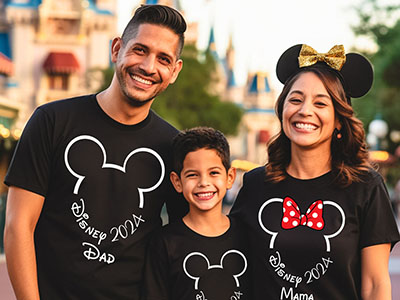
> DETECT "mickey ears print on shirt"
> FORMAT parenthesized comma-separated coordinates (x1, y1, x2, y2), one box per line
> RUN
(183, 250, 248, 290)
(64, 135, 165, 208)
(276, 44, 374, 99)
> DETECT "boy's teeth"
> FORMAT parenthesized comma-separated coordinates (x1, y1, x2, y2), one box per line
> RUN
(197, 192, 214, 197)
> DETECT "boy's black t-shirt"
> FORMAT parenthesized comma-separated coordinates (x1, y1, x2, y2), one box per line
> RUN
(142, 216, 251, 300)
(5, 95, 188, 299)
(230, 166, 400, 300)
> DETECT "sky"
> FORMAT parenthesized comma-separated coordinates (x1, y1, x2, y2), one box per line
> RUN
(117, 0, 378, 90)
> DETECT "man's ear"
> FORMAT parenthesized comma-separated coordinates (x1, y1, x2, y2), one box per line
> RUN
(226, 167, 237, 190)
(169, 59, 183, 84)
(110, 37, 122, 63)
(170, 171, 183, 193)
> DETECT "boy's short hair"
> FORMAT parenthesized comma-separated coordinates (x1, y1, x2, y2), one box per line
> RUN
(172, 127, 231, 175)
(121, 4, 186, 58)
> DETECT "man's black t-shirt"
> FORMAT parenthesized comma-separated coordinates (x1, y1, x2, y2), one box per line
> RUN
(5, 95, 188, 299)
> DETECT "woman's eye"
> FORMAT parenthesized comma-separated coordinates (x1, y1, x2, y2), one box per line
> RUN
(289, 98, 302, 103)
(315, 101, 327, 107)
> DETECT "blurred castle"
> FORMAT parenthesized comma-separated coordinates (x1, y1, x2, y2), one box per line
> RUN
(144, 1, 280, 165)
(0, 0, 279, 195)
(0, 0, 117, 195)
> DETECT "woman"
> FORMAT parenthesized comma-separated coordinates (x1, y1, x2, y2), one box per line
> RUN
(230, 44, 400, 299)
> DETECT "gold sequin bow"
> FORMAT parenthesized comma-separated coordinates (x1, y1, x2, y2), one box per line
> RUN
(298, 44, 346, 71)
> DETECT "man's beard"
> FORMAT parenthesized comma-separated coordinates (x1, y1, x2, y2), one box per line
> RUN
(116, 67, 157, 107)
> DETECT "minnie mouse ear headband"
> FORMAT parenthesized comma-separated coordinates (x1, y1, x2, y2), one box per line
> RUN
(276, 44, 373, 99)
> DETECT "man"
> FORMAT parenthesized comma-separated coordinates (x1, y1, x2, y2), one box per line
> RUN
(4, 5, 188, 299)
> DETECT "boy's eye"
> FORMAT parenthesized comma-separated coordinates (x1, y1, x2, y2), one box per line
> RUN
(186, 173, 197, 178)
(210, 171, 220, 176)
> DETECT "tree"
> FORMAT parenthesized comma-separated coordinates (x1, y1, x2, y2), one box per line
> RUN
(351, 0, 400, 153)
(152, 44, 243, 136)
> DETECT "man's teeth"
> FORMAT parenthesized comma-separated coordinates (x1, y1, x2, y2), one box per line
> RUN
(295, 123, 316, 130)
(132, 75, 152, 85)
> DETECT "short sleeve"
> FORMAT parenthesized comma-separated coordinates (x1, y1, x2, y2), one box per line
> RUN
(230, 167, 264, 218)
(165, 190, 188, 223)
(4, 107, 54, 196)
(142, 230, 170, 300)
(359, 174, 400, 249)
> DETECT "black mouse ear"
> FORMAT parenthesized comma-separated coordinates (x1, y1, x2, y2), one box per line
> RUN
(340, 53, 373, 98)
(276, 44, 303, 85)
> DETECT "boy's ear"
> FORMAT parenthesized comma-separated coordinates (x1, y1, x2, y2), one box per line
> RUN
(170, 171, 183, 193)
(226, 167, 237, 190)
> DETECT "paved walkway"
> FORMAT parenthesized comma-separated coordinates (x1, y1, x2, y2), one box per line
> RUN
(0, 255, 15, 300)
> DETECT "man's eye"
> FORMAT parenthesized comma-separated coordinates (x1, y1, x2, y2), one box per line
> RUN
(159, 57, 171, 64)
(133, 48, 145, 54)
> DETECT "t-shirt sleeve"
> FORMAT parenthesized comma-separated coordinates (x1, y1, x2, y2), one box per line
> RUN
(4, 107, 54, 197)
(229, 170, 254, 218)
(165, 188, 188, 223)
(142, 231, 171, 300)
(359, 174, 400, 249)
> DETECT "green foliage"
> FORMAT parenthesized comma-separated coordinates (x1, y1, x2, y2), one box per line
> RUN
(352, 0, 400, 152)
(152, 44, 243, 136)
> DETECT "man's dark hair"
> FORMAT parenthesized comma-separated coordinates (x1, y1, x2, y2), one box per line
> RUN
(172, 127, 231, 175)
(121, 4, 186, 58)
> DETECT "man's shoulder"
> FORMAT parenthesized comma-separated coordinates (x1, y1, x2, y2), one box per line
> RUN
(149, 110, 178, 135)
(37, 94, 95, 114)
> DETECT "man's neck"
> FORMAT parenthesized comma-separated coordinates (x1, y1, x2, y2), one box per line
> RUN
(96, 88, 153, 125)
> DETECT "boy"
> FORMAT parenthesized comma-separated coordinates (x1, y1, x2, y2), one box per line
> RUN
(142, 127, 250, 300)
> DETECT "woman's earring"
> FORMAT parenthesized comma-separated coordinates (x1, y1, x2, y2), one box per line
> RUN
(334, 128, 342, 140)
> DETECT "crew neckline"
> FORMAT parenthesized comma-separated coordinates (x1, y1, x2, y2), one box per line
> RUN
(91, 94, 152, 130)
(180, 216, 233, 240)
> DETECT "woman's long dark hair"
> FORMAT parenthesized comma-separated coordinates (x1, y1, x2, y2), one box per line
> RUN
(265, 66, 371, 186)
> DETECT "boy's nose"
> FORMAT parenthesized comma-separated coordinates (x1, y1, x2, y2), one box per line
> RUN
(197, 176, 210, 187)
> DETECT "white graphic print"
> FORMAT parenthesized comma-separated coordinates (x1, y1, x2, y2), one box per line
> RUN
(64, 135, 164, 264)
(258, 197, 346, 295)
(183, 250, 247, 290)
(64, 135, 165, 208)
(258, 198, 345, 252)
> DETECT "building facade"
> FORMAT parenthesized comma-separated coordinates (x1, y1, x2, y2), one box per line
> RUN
(0, 0, 117, 195)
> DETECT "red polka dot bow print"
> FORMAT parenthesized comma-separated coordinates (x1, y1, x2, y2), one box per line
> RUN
(281, 197, 325, 230)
